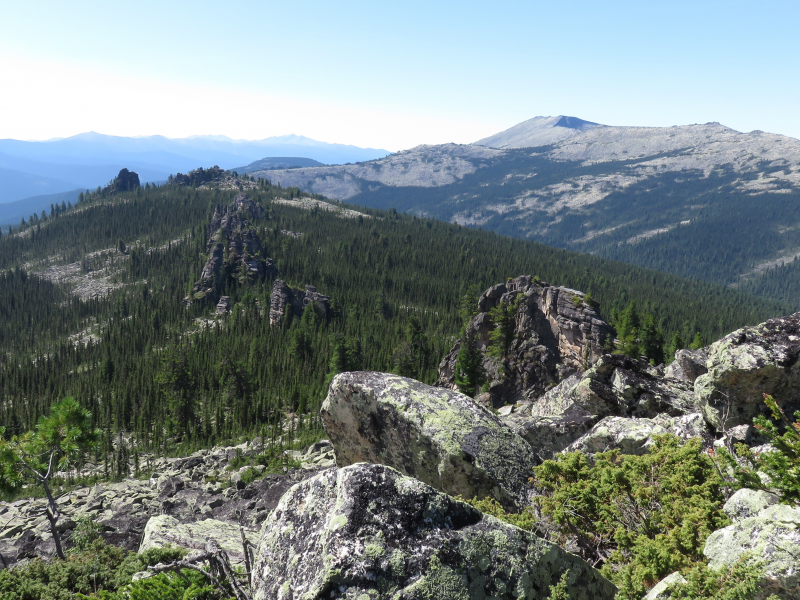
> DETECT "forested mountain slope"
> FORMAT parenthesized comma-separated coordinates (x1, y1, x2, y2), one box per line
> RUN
(255, 119, 800, 307)
(0, 172, 789, 455)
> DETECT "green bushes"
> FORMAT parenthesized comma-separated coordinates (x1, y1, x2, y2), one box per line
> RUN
(532, 436, 729, 600)
(715, 394, 800, 506)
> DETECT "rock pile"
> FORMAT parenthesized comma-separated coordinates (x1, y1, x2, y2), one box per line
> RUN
(0, 439, 334, 566)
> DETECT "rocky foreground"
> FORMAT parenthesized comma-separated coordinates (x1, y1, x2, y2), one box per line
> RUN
(3, 277, 800, 598)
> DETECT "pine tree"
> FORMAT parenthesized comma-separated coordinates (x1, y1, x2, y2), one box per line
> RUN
(454, 328, 484, 398)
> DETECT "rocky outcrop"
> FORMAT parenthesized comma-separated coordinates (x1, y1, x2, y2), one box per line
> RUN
(251, 463, 617, 600)
(722, 488, 779, 522)
(106, 168, 140, 193)
(503, 354, 702, 459)
(704, 499, 800, 599)
(563, 413, 709, 456)
(268, 280, 331, 326)
(665, 348, 708, 383)
(139, 515, 257, 565)
(694, 312, 800, 429)
(438, 276, 614, 407)
(320, 372, 538, 508)
(191, 193, 278, 302)
(0, 438, 333, 566)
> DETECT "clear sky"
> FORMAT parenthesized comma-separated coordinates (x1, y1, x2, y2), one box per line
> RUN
(2, 0, 798, 151)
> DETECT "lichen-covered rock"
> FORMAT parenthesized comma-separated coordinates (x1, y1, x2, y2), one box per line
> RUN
(722, 488, 779, 522)
(563, 413, 710, 455)
(644, 571, 688, 599)
(437, 276, 614, 407)
(504, 355, 698, 459)
(321, 372, 538, 508)
(139, 515, 257, 565)
(704, 503, 800, 598)
(251, 463, 616, 600)
(695, 312, 800, 429)
(665, 348, 708, 383)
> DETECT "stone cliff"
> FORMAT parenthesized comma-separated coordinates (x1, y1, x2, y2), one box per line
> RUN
(438, 275, 614, 407)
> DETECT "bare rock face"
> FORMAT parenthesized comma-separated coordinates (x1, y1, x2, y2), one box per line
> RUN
(437, 276, 614, 407)
(320, 372, 538, 508)
(268, 280, 330, 326)
(251, 463, 617, 600)
(694, 312, 800, 429)
(191, 194, 277, 302)
(106, 168, 140, 193)
(504, 354, 700, 460)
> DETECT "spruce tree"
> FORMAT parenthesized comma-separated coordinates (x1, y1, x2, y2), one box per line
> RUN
(454, 328, 484, 398)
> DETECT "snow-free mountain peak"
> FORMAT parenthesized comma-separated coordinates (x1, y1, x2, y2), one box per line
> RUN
(474, 115, 603, 149)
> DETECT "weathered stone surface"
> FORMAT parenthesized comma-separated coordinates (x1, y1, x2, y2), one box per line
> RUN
(0, 437, 330, 566)
(644, 571, 688, 599)
(321, 372, 538, 508)
(723, 488, 779, 522)
(437, 276, 614, 407)
(665, 348, 708, 383)
(563, 413, 709, 455)
(192, 193, 278, 302)
(695, 312, 800, 430)
(504, 355, 698, 459)
(139, 515, 257, 565)
(251, 463, 616, 600)
(268, 280, 330, 326)
(704, 503, 800, 598)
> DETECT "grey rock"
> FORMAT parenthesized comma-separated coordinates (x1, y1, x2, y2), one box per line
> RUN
(504, 355, 699, 459)
(251, 463, 617, 600)
(321, 371, 539, 508)
(564, 412, 710, 456)
(644, 571, 688, 599)
(723, 488, 780, 522)
(704, 503, 800, 598)
(695, 312, 800, 430)
(438, 276, 614, 407)
(192, 194, 278, 302)
(139, 515, 257, 566)
(665, 348, 708, 383)
(268, 280, 330, 326)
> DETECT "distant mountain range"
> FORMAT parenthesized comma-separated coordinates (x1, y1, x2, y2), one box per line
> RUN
(251, 116, 800, 306)
(0, 132, 389, 207)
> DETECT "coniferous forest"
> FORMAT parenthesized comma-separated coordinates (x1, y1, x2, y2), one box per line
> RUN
(0, 174, 791, 458)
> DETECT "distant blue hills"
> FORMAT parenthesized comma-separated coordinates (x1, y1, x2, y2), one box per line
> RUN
(0, 132, 390, 214)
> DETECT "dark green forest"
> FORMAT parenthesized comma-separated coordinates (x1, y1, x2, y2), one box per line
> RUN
(0, 176, 791, 457)
(342, 149, 800, 307)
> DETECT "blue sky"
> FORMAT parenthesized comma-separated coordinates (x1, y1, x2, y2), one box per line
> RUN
(2, 0, 798, 150)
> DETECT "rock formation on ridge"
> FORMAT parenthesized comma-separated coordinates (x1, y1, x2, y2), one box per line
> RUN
(438, 275, 614, 407)
(268, 280, 330, 326)
(191, 193, 277, 302)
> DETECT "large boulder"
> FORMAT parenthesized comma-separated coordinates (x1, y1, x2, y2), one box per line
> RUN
(704, 502, 800, 598)
(437, 276, 614, 407)
(504, 355, 699, 459)
(695, 312, 800, 430)
(139, 515, 257, 565)
(251, 463, 617, 600)
(320, 372, 538, 508)
(665, 348, 708, 383)
(563, 413, 709, 456)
